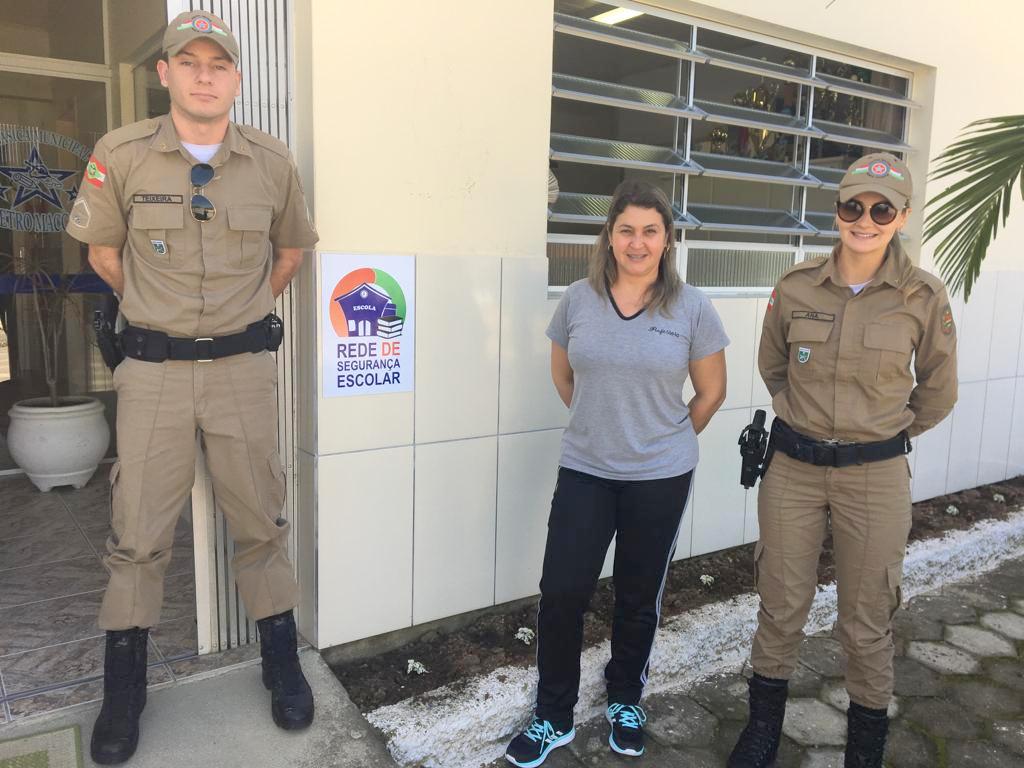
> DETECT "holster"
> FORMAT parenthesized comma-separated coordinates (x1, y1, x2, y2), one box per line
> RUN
(92, 295, 123, 372)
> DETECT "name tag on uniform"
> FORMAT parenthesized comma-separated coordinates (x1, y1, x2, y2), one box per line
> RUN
(133, 194, 184, 204)
(791, 310, 835, 322)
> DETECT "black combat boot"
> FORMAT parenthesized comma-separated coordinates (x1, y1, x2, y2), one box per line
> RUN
(844, 701, 888, 768)
(727, 673, 789, 768)
(90, 628, 149, 765)
(257, 609, 314, 730)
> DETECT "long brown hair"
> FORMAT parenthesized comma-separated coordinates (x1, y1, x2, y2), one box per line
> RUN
(588, 180, 682, 316)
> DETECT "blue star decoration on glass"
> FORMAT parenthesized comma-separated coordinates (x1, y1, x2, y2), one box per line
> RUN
(66, 185, 78, 203)
(0, 146, 77, 209)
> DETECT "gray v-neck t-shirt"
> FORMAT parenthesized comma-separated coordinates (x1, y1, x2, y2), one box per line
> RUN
(547, 279, 730, 481)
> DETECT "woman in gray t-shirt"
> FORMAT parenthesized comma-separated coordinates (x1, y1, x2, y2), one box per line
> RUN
(505, 181, 729, 767)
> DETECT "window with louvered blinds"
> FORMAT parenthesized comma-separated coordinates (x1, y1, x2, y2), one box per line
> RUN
(546, 1, 915, 289)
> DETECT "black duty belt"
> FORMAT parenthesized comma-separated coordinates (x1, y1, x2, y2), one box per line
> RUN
(120, 314, 284, 363)
(770, 418, 910, 468)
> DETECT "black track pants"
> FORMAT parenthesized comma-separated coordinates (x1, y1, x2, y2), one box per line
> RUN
(534, 466, 693, 724)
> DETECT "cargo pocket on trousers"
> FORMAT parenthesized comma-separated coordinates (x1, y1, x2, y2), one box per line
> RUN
(886, 562, 904, 622)
(266, 452, 287, 522)
(107, 461, 122, 544)
(753, 540, 765, 588)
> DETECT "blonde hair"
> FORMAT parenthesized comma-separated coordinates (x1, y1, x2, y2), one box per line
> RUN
(588, 180, 682, 317)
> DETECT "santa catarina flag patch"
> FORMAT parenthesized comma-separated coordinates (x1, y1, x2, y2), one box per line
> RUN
(85, 156, 106, 188)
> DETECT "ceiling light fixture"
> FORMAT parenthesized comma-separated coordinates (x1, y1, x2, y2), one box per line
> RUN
(590, 8, 643, 25)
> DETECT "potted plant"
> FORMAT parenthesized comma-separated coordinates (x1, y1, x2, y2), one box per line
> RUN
(2, 247, 110, 491)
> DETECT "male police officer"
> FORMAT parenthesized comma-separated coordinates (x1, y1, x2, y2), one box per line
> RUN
(66, 11, 318, 764)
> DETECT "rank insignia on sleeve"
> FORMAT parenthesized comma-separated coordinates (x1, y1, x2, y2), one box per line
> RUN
(151, 240, 168, 256)
(85, 156, 106, 188)
(941, 304, 953, 335)
(797, 346, 811, 364)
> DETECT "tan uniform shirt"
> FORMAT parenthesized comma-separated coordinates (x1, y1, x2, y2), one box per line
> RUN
(66, 114, 318, 337)
(759, 242, 958, 443)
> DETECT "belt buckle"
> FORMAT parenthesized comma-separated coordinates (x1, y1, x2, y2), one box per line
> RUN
(195, 337, 214, 362)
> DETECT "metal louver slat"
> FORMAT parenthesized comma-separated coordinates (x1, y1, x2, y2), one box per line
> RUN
(695, 99, 823, 138)
(805, 212, 838, 237)
(697, 46, 821, 87)
(550, 192, 700, 229)
(692, 152, 822, 187)
(813, 119, 911, 153)
(685, 247, 797, 288)
(553, 12, 705, 62)
(687, 203, 816, 235)
(809, 165, 847, 189)
(552, 73, 706, 120)
(551, 133, 702, 175)
(816, 71, 916, 108)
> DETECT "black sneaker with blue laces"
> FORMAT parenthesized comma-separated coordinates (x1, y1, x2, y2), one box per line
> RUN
(505, 716, 575, 768)
(606, 703, 647, 756)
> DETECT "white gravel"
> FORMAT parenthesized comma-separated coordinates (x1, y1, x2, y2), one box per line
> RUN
(367, 508, 1024, 768)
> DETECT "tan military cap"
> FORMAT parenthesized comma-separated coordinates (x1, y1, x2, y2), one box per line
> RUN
(163, 11, 240, 65)
(838, 152, 913, 209)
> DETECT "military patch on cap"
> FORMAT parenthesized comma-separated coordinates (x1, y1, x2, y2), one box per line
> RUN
(941, 304, 953, 335)
(85, 156, 106, 188)
(851, 160, 905, 180)
(797, 346, 811, 364)
(178, 16, 228, 36)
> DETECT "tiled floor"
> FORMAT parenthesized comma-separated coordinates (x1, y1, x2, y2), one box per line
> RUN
(0, 470, 259, 724)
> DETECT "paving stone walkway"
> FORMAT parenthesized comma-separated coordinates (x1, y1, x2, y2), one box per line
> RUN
(520, 556, 1024, 768)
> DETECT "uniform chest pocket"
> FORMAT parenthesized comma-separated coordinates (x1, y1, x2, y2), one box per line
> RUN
(786, 318, 834, 379)
(863, 322, 914, 381)
(227, 205, 273, 268)
(129, 204, 184, 265)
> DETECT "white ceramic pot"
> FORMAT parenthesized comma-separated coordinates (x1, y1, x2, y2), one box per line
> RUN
(7, 396, 111, 492)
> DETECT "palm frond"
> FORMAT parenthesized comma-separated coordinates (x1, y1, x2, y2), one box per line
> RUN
(924, 115, 1024, 300)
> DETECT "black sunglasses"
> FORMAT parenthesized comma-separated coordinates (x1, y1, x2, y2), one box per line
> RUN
(835, 199, 900, 226)
(190, 163, 216, 222)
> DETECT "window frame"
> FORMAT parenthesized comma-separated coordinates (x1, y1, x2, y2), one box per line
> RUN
(546, 0, 917, 294)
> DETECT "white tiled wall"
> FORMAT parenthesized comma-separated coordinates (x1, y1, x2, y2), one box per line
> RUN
(316, 446, 414, 646)
(413, 437, 497, 624)
(311, 263, 1024, 648)
(691, 408, 751, 556)
(415, 257, 501, 443)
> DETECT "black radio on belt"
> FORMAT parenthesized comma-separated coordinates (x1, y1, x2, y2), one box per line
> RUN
(121, 313, 285, 363)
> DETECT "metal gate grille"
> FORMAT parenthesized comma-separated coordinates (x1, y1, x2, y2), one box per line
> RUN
(177, 0, 297, 653)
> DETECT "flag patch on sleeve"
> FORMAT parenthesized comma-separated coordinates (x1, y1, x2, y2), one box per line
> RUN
(85, 156, 107, 188)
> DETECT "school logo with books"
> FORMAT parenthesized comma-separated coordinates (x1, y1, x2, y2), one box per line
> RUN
(329, 267, 407, 339)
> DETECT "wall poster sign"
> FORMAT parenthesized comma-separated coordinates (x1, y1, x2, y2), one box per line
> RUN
(321, 253, 415, 397)
(0, 126, 89, 233)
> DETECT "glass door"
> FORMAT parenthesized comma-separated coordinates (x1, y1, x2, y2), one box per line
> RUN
(0, 72, 113, 469)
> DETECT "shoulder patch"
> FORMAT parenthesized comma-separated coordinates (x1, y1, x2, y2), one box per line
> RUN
(102, 118, 161, 150)
(237, 124, 290, 159)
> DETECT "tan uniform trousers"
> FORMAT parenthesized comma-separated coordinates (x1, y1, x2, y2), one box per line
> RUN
(751, 451, 911, 710)
(99, 350, 299, 630)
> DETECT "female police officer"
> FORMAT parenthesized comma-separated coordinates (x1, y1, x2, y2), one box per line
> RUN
(728, 153, 957, 768)
(505, 180, 729, 766)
